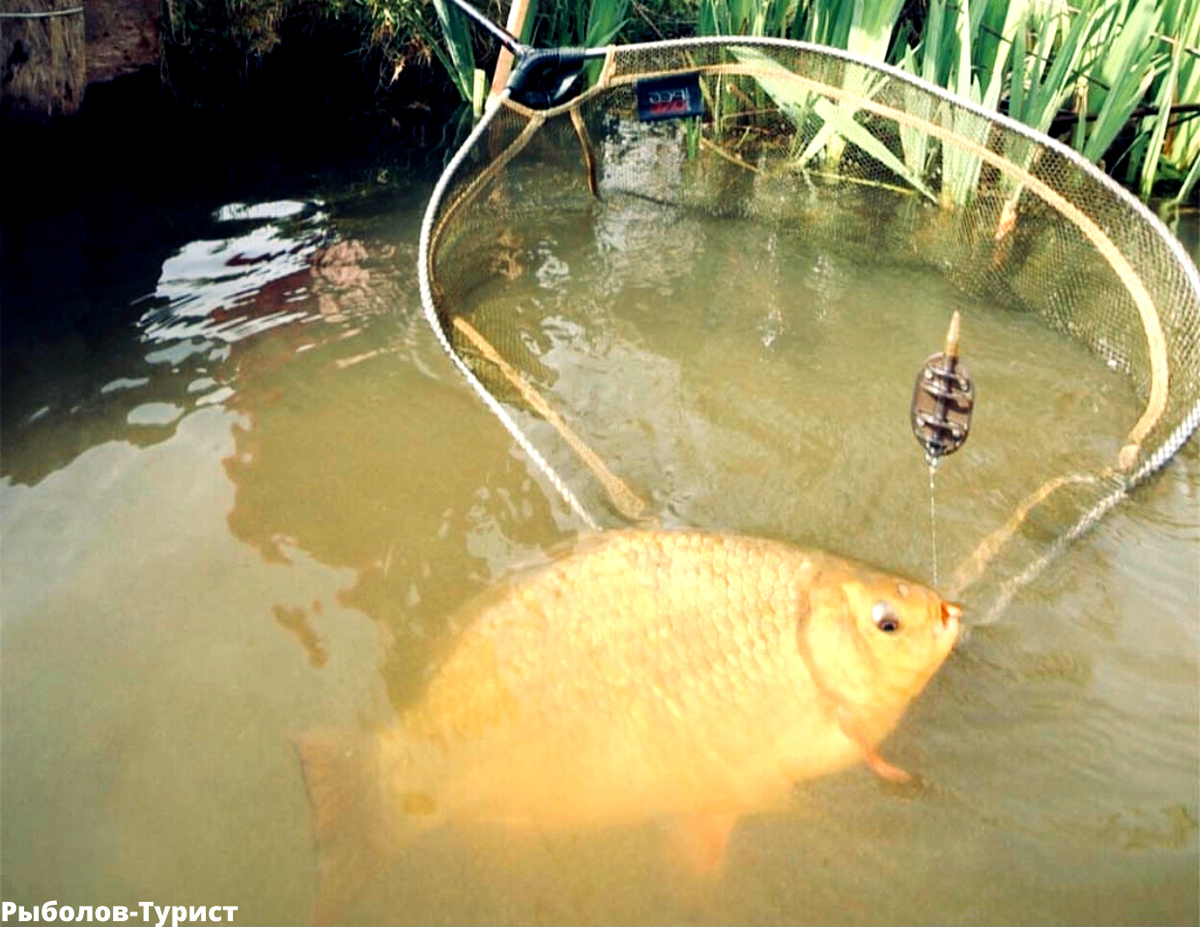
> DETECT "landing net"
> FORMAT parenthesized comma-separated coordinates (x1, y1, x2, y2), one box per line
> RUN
(418, 37, 1200, 620)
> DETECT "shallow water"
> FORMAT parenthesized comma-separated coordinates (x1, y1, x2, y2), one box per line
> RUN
(1, 142, 1196, 926)
(458, 180, 1146, 603)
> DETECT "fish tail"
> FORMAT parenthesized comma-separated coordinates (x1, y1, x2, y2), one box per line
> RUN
(295, 727, 406, 926)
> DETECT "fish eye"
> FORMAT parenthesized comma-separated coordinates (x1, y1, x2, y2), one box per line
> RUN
(872, 600, 901, 633)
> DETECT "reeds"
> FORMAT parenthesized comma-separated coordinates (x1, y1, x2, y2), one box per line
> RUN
(430, 0, 478, 107)
(0, 1, 86, 121)
(429, 0, 630, 104)
(158, 0, 1195, 203)
(683, 0, 1200, 203)
(526, 0, 630, 83)
(1145, 0, 1200, 206)
(1007, 0, 1197, 204)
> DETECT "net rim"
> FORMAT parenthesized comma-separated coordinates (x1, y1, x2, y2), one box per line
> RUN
(606, 36, 1197, 290)
(417, 93, 603, 531)
(417, 36, 1200, 535)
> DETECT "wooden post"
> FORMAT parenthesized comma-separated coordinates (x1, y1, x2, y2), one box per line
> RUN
(488, 0, 532, 99)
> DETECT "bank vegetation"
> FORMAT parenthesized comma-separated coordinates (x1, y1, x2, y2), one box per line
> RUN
(2, 0, 1195, 202)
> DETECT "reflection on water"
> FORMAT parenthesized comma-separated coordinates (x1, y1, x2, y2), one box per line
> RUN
(142, 199, 328, 344)
(1, 141, 1196, 926)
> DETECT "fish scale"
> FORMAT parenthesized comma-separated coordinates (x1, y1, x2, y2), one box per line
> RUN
(298, 528, 959, 924)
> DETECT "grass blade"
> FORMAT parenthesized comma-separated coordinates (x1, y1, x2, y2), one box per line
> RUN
(1140, 26, 1183, 199)
(431, 0, 476, 104)
(1081, 0, 1164, 163)
(731, 46, 937, 202)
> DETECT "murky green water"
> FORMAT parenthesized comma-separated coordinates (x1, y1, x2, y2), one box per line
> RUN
(2, 143, 1196, 926)
(458, 182, 1148, 599)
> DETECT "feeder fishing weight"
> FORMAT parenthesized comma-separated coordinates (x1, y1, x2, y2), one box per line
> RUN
(912, 310, 975, 461)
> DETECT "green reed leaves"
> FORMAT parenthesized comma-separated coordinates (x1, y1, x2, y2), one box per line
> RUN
(1080, 0, 1164, 165)
(531, 0, 631, 83)
(159, 0, 1198, 204)
(430, 0, 478, 107)
(696, 0, 1196, 201)
(1150, 0, 1200, 206)
(524, 0, 629, 49)
(410, 0, 1196, 201)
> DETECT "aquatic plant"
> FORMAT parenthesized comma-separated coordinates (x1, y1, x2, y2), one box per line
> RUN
(162, 0, 449, 106)
(1141, 0, 1200, 204)
(0, 0, 86, 121)
(686, 0, 1198, 203)
(527, 0, 630, 50)
(892, 0, 1028, 208)
(1075, 0, 1166, 172)
(153, 0, 1196, 202)
(430, 0, 480, 108)
(694, 0, 910, 175)
(986, 0, 1189, 202)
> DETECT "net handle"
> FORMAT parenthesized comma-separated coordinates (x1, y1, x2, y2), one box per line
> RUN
(442, 0, 607, 108)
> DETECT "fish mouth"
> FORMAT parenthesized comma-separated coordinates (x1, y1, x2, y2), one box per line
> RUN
(937, 600, 962, 638)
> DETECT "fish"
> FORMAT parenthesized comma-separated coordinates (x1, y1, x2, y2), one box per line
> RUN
(297, 528, 960, 923)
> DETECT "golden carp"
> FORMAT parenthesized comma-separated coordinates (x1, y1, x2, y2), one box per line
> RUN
(298, 529, 960, 923)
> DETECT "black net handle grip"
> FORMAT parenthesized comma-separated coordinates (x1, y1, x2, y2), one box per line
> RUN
(442, 0, 606, 108)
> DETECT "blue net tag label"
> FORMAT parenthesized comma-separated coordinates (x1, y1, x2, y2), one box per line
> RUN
(635, 73, 704, 122)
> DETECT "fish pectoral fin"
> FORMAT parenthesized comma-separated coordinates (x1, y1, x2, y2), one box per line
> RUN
(834, 706, 913, 784)
(294, 728, 405, 926)
(667, 812, 740, 877)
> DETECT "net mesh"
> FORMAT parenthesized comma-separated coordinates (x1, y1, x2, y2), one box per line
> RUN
(419, 37, 1200, 619)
